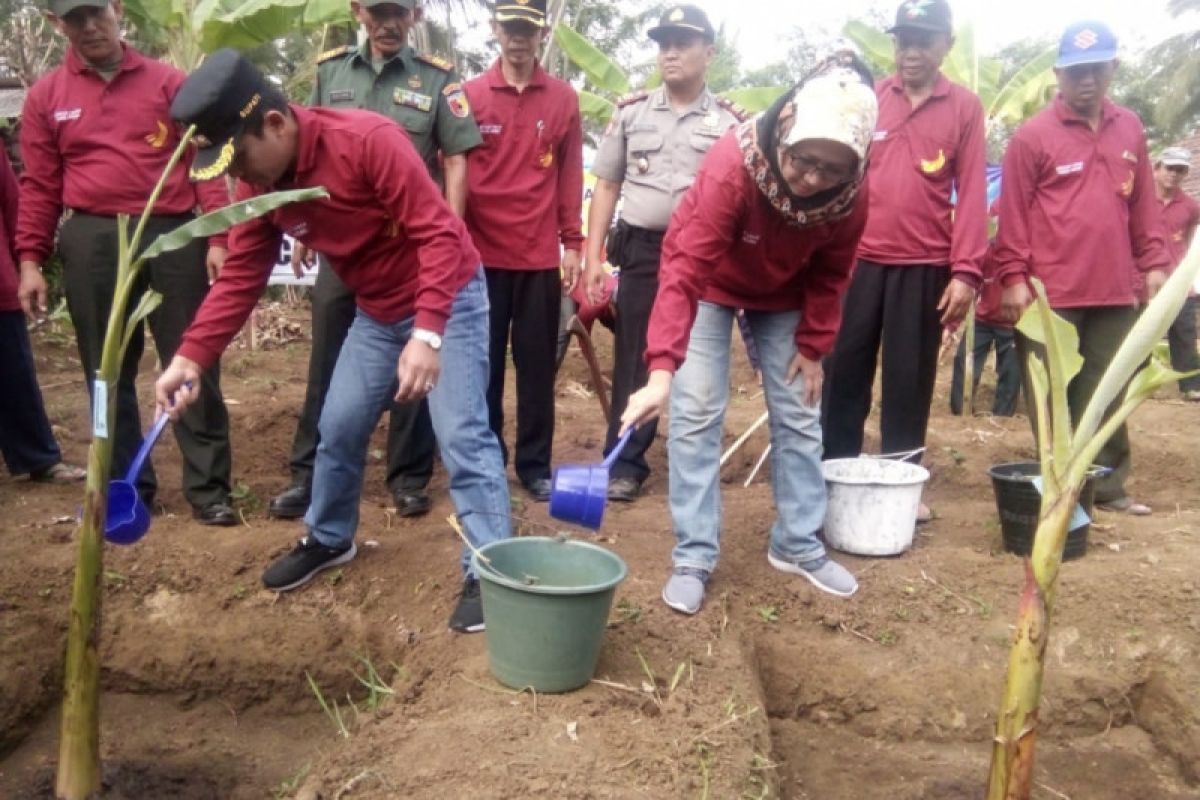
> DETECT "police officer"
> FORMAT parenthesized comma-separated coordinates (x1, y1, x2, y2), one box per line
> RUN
(582, 4, 743, 502)
(270, 0, 481, 521)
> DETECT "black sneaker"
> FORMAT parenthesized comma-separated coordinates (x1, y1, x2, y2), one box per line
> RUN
(448, 578, 485, 633)
(261, 536, 357, 592)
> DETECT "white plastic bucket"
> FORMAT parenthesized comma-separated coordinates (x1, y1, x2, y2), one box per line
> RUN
(821, 458, 930, 556)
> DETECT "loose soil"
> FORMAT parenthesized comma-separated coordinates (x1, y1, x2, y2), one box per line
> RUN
(2, 302, 1197, 799)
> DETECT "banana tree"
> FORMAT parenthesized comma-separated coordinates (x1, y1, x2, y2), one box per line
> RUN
(122, 0, 352, 69)
(552, 22, 783, 126)
(986, 241, 1200, 799)
(55, 129, 326, 800)
(841, 20, 1058, 128)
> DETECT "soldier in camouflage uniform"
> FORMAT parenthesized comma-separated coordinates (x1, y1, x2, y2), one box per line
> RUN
(582, 4, 744, 503)
(270, 0, 481, 521)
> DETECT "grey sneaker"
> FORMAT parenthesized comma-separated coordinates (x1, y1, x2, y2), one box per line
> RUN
(767, 551, 858, 598)
(661, 567, 709, 615)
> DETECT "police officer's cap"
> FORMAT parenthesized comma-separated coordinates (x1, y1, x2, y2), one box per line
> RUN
(46, 0, 109, 16)
(647, 5, 715, 44)
(495, 0, 547, 27)
(170, 49, 272, 181)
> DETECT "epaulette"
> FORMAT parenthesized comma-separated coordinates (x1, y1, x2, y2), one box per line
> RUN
(716, 95, 749, 122)
(415, 53, 454, 72)
(316, 45, 352, 65)
(616, 90, 650, 108)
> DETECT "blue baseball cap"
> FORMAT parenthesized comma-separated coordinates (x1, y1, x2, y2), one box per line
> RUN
(1056, 21, 1118, 68)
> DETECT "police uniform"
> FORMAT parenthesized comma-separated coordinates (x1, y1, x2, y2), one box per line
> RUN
(278, 35, 482, 517)
(590, 5, 744, 487)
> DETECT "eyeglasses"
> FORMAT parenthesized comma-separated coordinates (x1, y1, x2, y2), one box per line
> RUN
(1164, 165, 1189, 175)
(780, 150, 855, 184)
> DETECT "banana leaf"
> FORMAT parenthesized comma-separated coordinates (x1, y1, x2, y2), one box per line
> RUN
(138, 187, 329, 261)
(577, 90, 615, 126)
(721, 86, 786, 114)
(553, 23, 630, 96)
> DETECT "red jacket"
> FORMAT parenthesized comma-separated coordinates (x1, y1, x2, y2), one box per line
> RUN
(463, 61, 584, 269)
(993, 97, 1168, 308)
(645, 133, 869, 373)
(16, 45, 229, 265)
(856, 74, 987, 284)
(177, 106, 480, 370)
(1160, 188, 1199, 270)
(1, 149, 19, 312)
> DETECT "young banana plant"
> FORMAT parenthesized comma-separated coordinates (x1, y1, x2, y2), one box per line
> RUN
(986, 238, 1200, 799)
(56, 127, 326, 800)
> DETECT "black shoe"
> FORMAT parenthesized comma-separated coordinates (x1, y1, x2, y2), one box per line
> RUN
(262, 536, 357, 592)
(194, 501, 237, 526)
(268, 484, 311, 519)
(392, 487, 431, 518)
(523, 478, 552, 503)
(607, 477, 642, 502)
(448, 578, 484, 633)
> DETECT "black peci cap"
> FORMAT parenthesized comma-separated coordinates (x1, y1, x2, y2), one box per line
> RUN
(170, 49, 272, 181)
(494, 0, 547, 27)
(647, 5, 716, 44)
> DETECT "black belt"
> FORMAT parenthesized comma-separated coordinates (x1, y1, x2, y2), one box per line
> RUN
(68, 209, 195, 221)
(617, 219, 666, 243)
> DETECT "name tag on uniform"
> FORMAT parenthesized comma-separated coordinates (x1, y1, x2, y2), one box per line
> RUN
(329, 89, 355, 102)
(394, 88, 432, 112)
(872, 130, 888, 141)
(1055, 161, 1084, 175)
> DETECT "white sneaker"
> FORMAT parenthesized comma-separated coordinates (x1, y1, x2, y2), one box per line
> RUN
(768, 551, 858, 598)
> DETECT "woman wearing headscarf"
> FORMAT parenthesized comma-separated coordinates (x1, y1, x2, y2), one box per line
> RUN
(620, 55, 879, 615)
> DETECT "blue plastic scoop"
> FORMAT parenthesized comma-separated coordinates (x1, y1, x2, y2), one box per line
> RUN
(104, 412, 171, 545)
(549, 428, 633, 530)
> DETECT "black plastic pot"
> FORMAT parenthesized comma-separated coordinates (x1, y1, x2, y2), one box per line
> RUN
(987, 462, 1100, 562)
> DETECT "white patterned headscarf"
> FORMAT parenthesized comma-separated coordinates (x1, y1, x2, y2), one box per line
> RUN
(738, 52, 878, 228)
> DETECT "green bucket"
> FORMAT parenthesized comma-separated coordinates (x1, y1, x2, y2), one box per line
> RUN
(473, 536, 628, 693)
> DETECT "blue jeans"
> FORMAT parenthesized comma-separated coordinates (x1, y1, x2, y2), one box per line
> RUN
(669, 302, 827, 572)
(306, 267, 511, 574)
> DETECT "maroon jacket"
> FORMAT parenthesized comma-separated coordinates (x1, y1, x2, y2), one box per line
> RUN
(178, 106, 480, 370)
(16, 44, 230, 265)
(645, 132, 869, 373)
(463, 61, 584, 269)
(856, 74, 987, 284)
(1, 149, 19, 312)
(993, 96, 1168, 307)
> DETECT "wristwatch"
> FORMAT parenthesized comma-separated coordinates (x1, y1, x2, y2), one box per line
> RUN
(412, 328, 443, 351)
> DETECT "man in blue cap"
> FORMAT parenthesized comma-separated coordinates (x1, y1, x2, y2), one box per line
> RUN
(993, 20, 1169, 515)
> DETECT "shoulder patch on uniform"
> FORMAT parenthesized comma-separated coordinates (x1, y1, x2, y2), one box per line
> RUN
(415, 53, 454, 72)
(316, 45, 352, 65)
(616, 90, 650, 108)
(716, 96, 749, 122)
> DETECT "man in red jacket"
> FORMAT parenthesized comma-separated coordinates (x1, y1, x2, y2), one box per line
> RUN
(821, 0, 987, 523)
(1154, 147, 1200, 400)
(994, 21, 1169, 515)
(16, 0, 235, 524)
(462, 0, 584, 501)
(158, 50, 510, 633)
(0, 147, 84, 483)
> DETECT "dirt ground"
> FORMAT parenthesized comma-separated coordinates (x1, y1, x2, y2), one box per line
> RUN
(1, 300, 1198, 799)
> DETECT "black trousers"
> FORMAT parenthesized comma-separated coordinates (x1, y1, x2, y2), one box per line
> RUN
(485, 266, 560, 484)
(822, 260, 949, 463)
(58, 212, 231, 506)
(604, 222, 664, 483)
(1014, 305, 1137, 503)
(949, 321, 1021, 416)
(0, 310, 62, 475)
(1168, 296, 1200, 393)
(288, 261, 436, 492)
